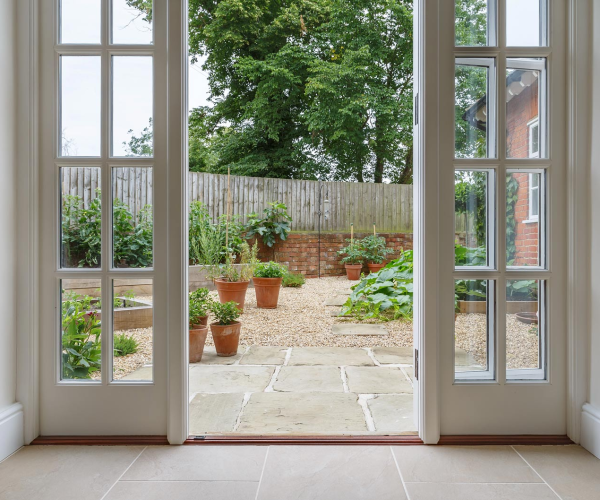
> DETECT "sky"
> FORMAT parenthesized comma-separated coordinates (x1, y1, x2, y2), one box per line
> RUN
(60, 0, 543, 158)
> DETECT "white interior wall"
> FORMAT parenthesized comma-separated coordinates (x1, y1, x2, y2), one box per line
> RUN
(0, 0, 23, 461)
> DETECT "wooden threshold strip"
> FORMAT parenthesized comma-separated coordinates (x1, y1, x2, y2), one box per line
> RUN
(438, 435, 573, 446)
(31, 436, 169, 446)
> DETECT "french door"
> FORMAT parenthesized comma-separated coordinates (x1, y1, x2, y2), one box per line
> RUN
(38, 0, 179, 436)
(427, 0, 567, 436)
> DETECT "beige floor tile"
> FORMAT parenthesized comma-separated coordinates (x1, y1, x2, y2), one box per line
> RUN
(392, 446, 542, 483)
(514, 445, 600, 500)
(256, 446, 406, 500)
(122, 446, 267, 482)
(105, 481, 258, 500)
(188, 365, 275, 393)
(0, 446, 143, 500)
(406, 483, 559, 500)
(189, 393, 245, 435)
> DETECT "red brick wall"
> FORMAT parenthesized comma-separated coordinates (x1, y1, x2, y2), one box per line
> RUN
(506, 83, 539, 266)
(254, 232, 413, 278)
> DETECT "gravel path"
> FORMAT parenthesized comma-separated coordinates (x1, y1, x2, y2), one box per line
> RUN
(204, 277, 413, 349)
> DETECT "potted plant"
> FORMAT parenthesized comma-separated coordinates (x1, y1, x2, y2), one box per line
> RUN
(337, 239, 365, 280)
(360, 235, 394, 274)
(189, 288, 213, 363)
(209, 300, 242, 357)
(211, 241, 258, 311)
(253, 261, 286, 309)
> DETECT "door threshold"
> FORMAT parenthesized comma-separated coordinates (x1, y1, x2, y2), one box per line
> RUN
(185, 434, 424, 445)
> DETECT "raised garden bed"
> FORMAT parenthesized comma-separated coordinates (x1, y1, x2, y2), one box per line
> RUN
(458, 300, 538, 314)
(89, 297, 153, 330)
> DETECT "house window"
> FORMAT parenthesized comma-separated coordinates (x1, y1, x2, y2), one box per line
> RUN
(529, 173, 540, 221)
(528, 118, 540, 158)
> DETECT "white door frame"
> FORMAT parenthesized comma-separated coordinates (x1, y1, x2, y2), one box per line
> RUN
(15, 0, 592, 444)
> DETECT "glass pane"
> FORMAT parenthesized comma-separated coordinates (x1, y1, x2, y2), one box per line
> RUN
(112, 56, 153, 157)
(507, 0, 546, 47)
(60, 56, 101, 157)
(506, 280, 543, 375)
(112, 0, 153, 45)
(506, 59, 544, 159)
(506, 170, 543, 267)
(61, 280, 102, 381)
(455, 0, 493, 47)
(455, 280, 493, 379)
(455, 170, 490, 267)
(112, 167, 153, 268)
(60, 0, 101, 44)
(61, 167, 102, 268)
(112, 279, 153, 381)
(455, 60, 494, 159)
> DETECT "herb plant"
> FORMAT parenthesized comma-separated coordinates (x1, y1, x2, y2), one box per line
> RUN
(359, 235, 394, 264)
(254, 261, 287, 278)
(209, 300, 241, 326)
(282, 272, 306, 288)
(189, 287, 214, 327)
(114, 334, 138, 357)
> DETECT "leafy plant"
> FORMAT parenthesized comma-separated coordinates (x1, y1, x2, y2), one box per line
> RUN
(282, 272, 306, 288)
(337, 239, 365, 265)
(189, 287, 215, 327)
(341, 250, 414, 321)
(254, 261, 287, 278)
(209, 300, 241, 326)
(359, 235, 394, 264)
(61, 292, 102, 379)
(61, 191, 102, 268)
(212, 241, 259, 282)
(114, 334, 138, 357)
(454, 244, 487, 267)
(113, 200, 153, 268)
(507, 280, 538, 301)
(245, 202, 292, 248)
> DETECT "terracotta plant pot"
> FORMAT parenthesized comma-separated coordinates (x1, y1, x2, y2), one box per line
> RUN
(210, 321, 241, 357)
(214, 279, 250, 311)
(253, 277, 283, 309)
(189, 326, 208, 363)
(367, 263, 385, 274)
(345, 264, 363, 281)
(193, 315, 208, 327)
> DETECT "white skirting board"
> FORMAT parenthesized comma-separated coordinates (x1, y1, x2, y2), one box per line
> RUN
(0, 403, 23, 462)
(581, 403, 600, 459)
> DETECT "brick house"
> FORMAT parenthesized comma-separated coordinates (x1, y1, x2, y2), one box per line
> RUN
(464, 68, 541, 266)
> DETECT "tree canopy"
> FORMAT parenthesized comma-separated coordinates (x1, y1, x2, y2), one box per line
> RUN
(128, 0, 414, 183)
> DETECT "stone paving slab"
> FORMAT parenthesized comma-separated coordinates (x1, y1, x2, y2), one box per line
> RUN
(239, 346, 288, 365)
(273, 366, 344, 393)
(367, 395, 417, 433)
(372, 347, 414, 365)
(197, 346, 246, 365)
(332, 324, 388, 336)
(403, 366, 414, 381)
(189, 365, 275, 394)
(288, 347, 374, 366)
(345, 367, 413, 394)
(237, 393, 367, 433)
(455, 348, 479, 367)
(324, 296, 349, 306)
(121, 366, 153, 381)
(189, 393, 245, 435)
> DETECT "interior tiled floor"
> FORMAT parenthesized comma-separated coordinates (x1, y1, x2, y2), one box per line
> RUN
(1, 444, 598, 500)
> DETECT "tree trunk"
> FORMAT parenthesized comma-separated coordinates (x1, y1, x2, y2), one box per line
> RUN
(397, 145, 413, 185)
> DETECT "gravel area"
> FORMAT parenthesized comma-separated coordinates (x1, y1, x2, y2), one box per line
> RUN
(204, 277, 413, 349)
(112, 327, 153, 380)
(455, 312, 540, 370)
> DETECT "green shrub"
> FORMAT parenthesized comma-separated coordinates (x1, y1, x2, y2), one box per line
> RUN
(189, 288, 214, 327)
(113, 199, 153, 268)
(114, 334, 138, 357)
(209, 301, 241, 325)
(282, 272, 305, 288)
(254, 261, 287, 278)
(245, 202, 292, 248)
(61, 292, 102, 379)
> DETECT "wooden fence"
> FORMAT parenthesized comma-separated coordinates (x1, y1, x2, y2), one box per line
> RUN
(62, 169, 414, 232)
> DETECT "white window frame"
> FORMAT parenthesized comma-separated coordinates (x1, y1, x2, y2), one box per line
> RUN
(528, 117, 540, 158)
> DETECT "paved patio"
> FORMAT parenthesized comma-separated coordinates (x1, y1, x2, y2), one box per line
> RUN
(188, 345, 417, 436)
